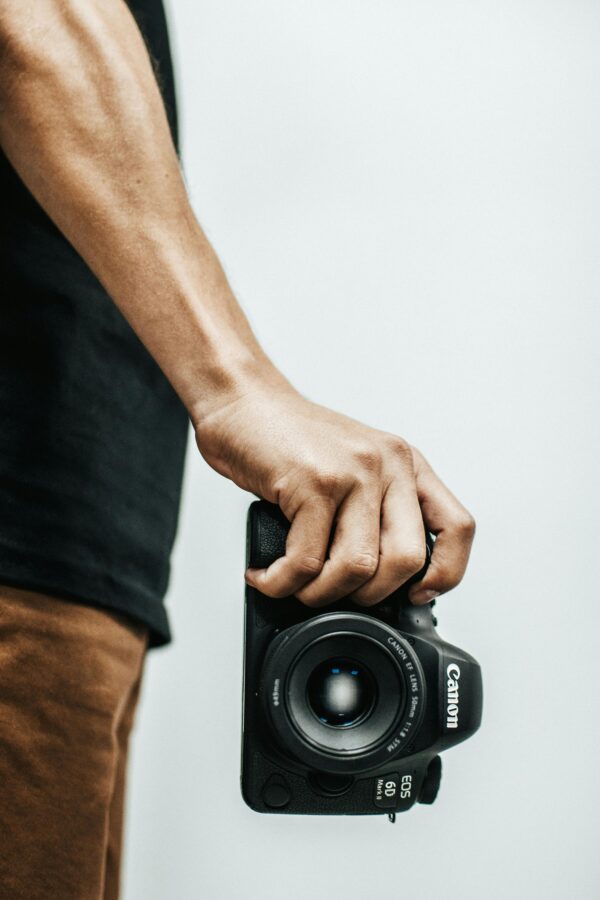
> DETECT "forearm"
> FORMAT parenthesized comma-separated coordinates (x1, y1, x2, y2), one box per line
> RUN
(0, 0, 285, 421)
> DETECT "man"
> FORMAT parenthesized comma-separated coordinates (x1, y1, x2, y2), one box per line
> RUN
(0, 1, 475, 897)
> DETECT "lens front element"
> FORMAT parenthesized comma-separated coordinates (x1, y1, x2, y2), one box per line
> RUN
(307, 659, 376, 728)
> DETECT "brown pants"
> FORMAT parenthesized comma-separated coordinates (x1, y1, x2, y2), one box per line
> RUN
(0, 585, 148, 900)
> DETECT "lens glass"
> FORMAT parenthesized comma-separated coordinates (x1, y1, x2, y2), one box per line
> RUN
(306, 658, 376, 728)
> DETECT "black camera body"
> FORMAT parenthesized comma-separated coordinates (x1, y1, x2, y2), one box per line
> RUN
(241, 501, 482, 818)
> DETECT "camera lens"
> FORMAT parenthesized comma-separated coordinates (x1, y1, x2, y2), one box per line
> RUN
(262, 613, 425, 774)
(307, 658, 376, 728)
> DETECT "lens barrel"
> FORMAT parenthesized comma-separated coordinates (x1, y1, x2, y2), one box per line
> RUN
(260, 612, 426, 775)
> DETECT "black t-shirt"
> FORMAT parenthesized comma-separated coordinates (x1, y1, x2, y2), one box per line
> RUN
(0, 0, 188, 648)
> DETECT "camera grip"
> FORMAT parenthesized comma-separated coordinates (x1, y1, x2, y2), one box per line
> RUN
(247, 499, 433, 587)
(247, 501, 290, 569)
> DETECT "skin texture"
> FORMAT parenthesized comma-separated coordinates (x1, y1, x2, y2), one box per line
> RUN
(0, 0, 475, 608)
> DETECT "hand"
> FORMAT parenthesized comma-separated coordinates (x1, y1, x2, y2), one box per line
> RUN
(194, 375, 475, 608)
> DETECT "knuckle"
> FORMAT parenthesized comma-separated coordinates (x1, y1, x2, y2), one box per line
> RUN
(345, 552, 379, 580)
(312, 469, 343, 496)
(352, 443, 383, 474)
(291, 554, 325, 578)
(258, 582, 289, 600)
(392, 545, 427, 578)
(384, 434, 412, 460)
(272, 474, 292, 499)
(430, 556, 467, 592)
(435, 570, 463, 592)
(454, 510, 476, 540)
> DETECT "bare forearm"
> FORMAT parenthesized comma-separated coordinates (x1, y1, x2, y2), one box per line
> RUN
(0, 0, 284, 420)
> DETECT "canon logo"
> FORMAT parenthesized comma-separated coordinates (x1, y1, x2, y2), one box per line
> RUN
(446, 663, 461, 729)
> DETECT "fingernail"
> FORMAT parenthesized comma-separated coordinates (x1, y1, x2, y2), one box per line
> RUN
(410, 589, 440, 606)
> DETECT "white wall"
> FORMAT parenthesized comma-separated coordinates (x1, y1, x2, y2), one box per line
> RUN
(124, 2, 600, 898)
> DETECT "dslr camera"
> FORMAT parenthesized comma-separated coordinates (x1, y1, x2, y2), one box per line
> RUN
(241, 501, 482, 819)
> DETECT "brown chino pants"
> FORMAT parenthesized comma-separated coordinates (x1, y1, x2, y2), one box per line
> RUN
(0, 584, 149, 900)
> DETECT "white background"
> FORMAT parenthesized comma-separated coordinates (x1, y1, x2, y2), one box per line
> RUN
(124, 2, 600, 898)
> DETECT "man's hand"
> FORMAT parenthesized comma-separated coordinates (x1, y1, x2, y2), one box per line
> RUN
(194, 377, 475, 607)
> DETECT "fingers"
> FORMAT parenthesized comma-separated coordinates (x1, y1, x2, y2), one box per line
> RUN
(245, 497, 336, 598)
(350, 476, 427, 607)
(245, 441, 474, 609)
(295, 484, 382, 607)
(408, 449, 476, 605)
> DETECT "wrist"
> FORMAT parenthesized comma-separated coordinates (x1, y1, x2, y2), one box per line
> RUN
(188, 349, 293, 433)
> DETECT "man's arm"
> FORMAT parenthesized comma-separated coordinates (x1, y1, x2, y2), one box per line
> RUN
(0, 0, 475, 606)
